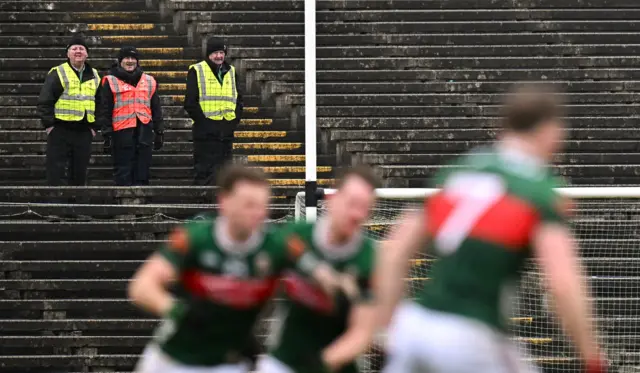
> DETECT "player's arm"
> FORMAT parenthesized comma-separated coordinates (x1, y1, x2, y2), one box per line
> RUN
(128, 228, 186, 316)
(533, 217, 604, 367)
(276, 227, 343, 296)
(322, 302, 377, 371)
(376, 210, 427, 327)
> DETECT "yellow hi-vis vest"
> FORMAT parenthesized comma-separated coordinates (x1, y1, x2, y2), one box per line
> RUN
(50, 63, 100, 123)
(190, 61, 237, 121)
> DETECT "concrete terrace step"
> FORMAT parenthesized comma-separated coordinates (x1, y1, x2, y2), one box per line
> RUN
(0, 58, 196, 71)
(0, 353, 139, 370)
(0, 336, 148, 348)
(196, 21, 640, 35)
(236, 56, 640, 72)
(329, 128, 640, 142)
(250, 68, 640, 84)
(0, 129, 302, 142)
(0, 165, 332, 182)
(0, 11, 162, 23)
(317, 9, 640, 21)
(0, 203, 291, 222)
(358, 153, 640, 166)
(0, 105, 270, 118)
(317, 104, 637, 117)
(344, 140, 640, 154)
(268, 81, 640, 96)
(0, 178, 333, 187)
(0, 241, 162, 261)
(4, 257, 640, 280)
(182, 9, 640, 23)
(174, 0, 640, 11)
(318, 116, 640, 130)
(168, 0, 303, 11)
(0, 23, 176, 35)
(0, 185, 303, 203)
(0, 35, 188, 47)
(0, 142, 306, 156)
(0, 117, 288, 130)
(378, 164, 640, 180)
(0, 70, 189, 83)
(1, 276, 638, 298)
(315, 0, 640, 9)
(0, 151, 632, 169)
(0, 0, 148, 12)
(235, 44, 640, 58)
(0, 47, 199, 59)
(0, 154, 319, 168)
(0, 260, 140, 280)
(210, 33, 640, 47)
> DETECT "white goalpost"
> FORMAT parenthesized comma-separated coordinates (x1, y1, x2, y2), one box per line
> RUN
(303, 0, 317, 221)
(292, 186, 640, 372)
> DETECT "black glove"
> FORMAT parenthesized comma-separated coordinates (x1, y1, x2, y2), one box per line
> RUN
(154, 131, 164, 150)
(240, 334, 263, 370)
(102, 135, 112, 154)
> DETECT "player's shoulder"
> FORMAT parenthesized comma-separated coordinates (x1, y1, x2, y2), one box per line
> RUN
(174, 217, 215, 248)
(347, 236, 377, 276)
(431, 146, 496, 187)
(261, 220, 313, 249)
(276, 220, 314, 238)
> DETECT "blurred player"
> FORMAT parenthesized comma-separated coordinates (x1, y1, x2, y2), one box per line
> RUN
(258, 166, 381, 373)
(128, 164, 342, 373)
(377, 85, 608, 373)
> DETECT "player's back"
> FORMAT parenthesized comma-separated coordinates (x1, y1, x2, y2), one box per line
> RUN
(417, 144, 566, 331)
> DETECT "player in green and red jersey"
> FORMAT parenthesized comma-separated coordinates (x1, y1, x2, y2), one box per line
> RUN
(258, 166, 381, 373)
(128, 165, 344, 373)
(377, 85, 608, 373)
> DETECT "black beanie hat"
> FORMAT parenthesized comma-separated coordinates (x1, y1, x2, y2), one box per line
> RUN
(118, 46, 140, 62)
(66, 34, 88, 52)
(206, 37, 227, 56)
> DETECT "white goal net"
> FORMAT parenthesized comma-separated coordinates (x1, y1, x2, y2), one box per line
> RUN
(292, 187, 640, 373)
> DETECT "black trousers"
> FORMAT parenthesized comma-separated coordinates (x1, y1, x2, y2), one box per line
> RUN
(192, 119, 235, 186)
(111, 124, 153, 186)
(46, 126, 93, 186)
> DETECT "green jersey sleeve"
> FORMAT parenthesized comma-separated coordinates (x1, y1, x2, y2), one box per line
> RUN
(537, 176, 571, 225)
(158, 226, 190, 270)
(352, 240, 377, 304)
(158, 220, 209, 270)
(266, 222, 322, 276)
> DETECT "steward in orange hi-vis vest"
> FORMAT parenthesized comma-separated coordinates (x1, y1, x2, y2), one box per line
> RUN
(104, 73, 156, 131)
(96, 46, 164, 186)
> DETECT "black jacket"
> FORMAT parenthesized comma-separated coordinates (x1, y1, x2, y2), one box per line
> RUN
(184, 59, 243, 125)
(37, 60, 102, 131)
(96, 64, 164, 136)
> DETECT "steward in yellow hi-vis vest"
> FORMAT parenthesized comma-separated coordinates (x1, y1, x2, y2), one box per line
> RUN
(184, 37, 244, 186)
(37, 34, 101, 186)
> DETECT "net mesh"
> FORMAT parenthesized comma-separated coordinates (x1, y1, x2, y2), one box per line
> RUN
(291, 191, 640, 373)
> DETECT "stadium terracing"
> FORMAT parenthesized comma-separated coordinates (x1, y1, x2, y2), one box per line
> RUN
(1, 1, 640, 372)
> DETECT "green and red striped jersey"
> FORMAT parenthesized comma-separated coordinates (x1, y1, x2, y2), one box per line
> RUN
(416, 145, 569, 330)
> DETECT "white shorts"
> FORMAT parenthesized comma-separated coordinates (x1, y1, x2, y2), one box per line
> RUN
(134, 344, 249, 373)
(382, 302, 540, 373)
(256, 355, 295, 373)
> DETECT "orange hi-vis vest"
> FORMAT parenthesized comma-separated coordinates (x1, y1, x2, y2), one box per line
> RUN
(104, 74, 157, 132)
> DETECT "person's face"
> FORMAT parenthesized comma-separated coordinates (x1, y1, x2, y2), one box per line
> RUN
(536, 118, 566, 161)
(120, 56, 137, 72)
(327, 176, 375, 239)
(67, 45, 88, 65)
(219, 181, 270, 237)
(208, 50, 225, 65)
